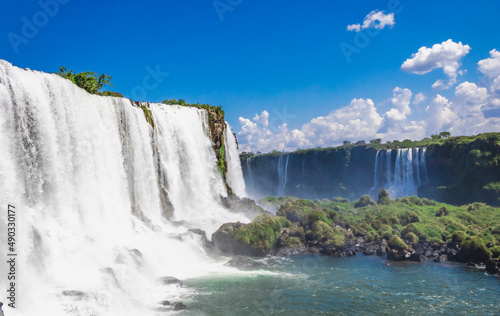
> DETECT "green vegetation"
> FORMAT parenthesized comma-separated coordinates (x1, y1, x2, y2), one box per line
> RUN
(162, 99, 224, 116)
(57, 67, 114, 95)
(140, 105, 154, 128)
(241, 132, 499, 158)
(98, 91, 123, 97)
(217, 137, 225, 175)
(271, 193, 500, 257)
(227, 214, 291, 252)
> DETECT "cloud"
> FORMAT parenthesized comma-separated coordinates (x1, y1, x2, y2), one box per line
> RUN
(237, 48, 500, 153)
(378, 87, 413, 134)
(252, 110, 269, 127)
(347, 10, 395, 32)
(478, 49, 500, 79)
(425, 95, 457, 135)
(301, 98, 383, 146)
(413, 92, 426, 105)
(401, 39, 470, 89)
(238, 111, 311, 153)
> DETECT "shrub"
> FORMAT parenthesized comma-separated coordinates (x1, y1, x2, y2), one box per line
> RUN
(333, 197, 349, 203)
(435, 206, 448, 217)
(389, 236, 408, 251)
(377, 189, 392, 205)
(405, 232, 419, 246)
(308, 210, 332, 225)
(354, 195, 376, 208)
(399, 211, 420, 225)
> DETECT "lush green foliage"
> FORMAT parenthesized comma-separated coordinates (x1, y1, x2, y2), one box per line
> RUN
(98, 91, 123, 97)
(140, 105, 154, 128)
(228, 214, 290, 251)
(162, 99, 224, 116)
(242, 132, 499, 158)
(262, 193, 500, 258)
(57, 67, 113, 94)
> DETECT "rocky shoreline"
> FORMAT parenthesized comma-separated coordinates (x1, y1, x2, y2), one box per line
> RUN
(212, 225, 500, 276)
(209, 194, 500, 277)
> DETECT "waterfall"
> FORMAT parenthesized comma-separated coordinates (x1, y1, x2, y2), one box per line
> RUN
(371, 148, 428, 199)
(224, 123, 247, 197)
(277, 154, 290, 196)
(0, 60, 249, 316)
(369, 151, 381, 196)
(246, 157, 254, 194)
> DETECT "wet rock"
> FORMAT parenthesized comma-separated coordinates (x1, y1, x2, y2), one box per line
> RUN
(225, 256, 264, 269)
(387, 248, 414, 261)
(100, 267, 121, 288)
(174, 302, 187, 311)
(159, 300, 171, 306)
(275, 245, 308, 256)
(485, 259, 500, 275)
(410, 252, 426, 262)
(434, 255, 448, 263)
(61, 290, 87, 299)
(188, 228, 212, 250)
(158, 276, 183, 285)
(129, 248, 143, 268)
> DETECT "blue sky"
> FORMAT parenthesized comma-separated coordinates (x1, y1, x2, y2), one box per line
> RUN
(1, 0, 499, 152)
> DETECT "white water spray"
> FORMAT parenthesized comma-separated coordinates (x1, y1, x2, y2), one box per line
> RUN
(277, 154, 290, 197)
(0, 60, 249, 316)
(371, 148, 429, 199)
(224, 123, 247, 197)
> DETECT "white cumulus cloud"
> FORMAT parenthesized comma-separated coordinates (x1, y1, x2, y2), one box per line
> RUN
(347, 10, 395, 32)
(413, 92, 426, 105)
(401, 39, 470, 90)
(478, 49, 500, 79)
(237, 48, 500, 153)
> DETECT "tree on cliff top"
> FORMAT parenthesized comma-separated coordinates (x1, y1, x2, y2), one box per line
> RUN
(58, 67, 112, 94)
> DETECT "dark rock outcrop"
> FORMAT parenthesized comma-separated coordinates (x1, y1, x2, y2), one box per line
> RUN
(157, 276, 183, 285)
(174, 302, 187, 311)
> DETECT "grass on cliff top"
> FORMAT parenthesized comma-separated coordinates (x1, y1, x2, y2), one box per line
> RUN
(240, 132, 500, 158)
(162, 99, 224, 116)
(261, 193, 500, 258)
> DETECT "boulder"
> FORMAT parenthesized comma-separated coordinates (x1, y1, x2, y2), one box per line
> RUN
(157, 276, 183, 285)
(211, 214, 289, 257)
(225, 256, 264, 269)
(188, 228, 212, 250)
(485, 259, 500, 275)
(174, 302, 187, 311)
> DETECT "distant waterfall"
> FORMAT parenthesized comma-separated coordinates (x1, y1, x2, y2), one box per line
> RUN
(277, 154, 290, 196)
(224, 123, 247, 197)
(0, 60, 250, 316)
(371, 148, 428, 199)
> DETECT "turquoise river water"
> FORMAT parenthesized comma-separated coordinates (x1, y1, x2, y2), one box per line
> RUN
(183, 254, 500, 315)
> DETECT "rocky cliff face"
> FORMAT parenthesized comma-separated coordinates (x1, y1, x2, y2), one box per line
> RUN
(242, 133, 500, 206)
(243, 147, 377, 201)
(422, 133, 500, 206)
(206, 108, 232, 195)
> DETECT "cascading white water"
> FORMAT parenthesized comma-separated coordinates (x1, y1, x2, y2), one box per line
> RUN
(371, 148, 428, 199)
(246, 157, 254, 193)
(224, 123, 247, 197)
(0, 60, 250, 316)
(277, 154, 289, 197)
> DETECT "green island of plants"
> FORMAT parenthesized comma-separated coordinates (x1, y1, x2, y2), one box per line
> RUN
(212, 191, 500, 274)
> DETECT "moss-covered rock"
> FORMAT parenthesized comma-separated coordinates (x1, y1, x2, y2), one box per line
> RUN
(377, 189, 392, 205)
(354, 195, 376, 208)
(211, 214, 290, 256)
